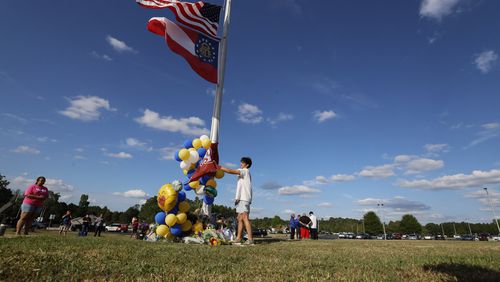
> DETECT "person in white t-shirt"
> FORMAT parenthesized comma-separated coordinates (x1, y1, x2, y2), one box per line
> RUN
(220, 157, 254, 245)
(309, 211, 318, 240)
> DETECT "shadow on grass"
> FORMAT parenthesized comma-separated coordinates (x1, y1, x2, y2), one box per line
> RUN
(255, 237, 287, 244)
(423, 263, 500, 282)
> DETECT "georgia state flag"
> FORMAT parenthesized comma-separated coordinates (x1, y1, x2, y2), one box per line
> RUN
(148, 17, 219, 84)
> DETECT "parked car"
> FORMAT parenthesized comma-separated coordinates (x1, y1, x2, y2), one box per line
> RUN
(461, 234, 474, 241)
(453, 235, 462, 240)
(434, 234, 446, 240)
(105, 223, 122, 232)
(407, 234, 419, 240)
(491, 234, 500, 241)
(355, 233, 370, 239)
(478, 233, 489, 241)
(252, 229, 268, 238)
(423, 234, 433, 240)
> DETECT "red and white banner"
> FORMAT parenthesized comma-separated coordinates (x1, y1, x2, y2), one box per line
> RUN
(148, 17, 219, 83)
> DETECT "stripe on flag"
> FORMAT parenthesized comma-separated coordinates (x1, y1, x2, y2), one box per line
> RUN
(137, 0, 221, 38)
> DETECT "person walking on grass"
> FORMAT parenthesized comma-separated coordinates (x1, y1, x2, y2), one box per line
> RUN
(59, 210, 72, 236)
(295, 214, 301, 240)
(16, 176, 49, 236)
(81, 214, 91, 236)
(94, 214, 104, 237)
(220, 157, 254, 245)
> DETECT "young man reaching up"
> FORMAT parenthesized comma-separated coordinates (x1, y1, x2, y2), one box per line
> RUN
(220, 157, 254, 245)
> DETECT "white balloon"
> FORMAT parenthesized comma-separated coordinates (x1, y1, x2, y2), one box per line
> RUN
(199, 135, 209, 141)
(188, 150, 200, 163)
(195, 186, 205, 195)
(180, 161, 191, 170)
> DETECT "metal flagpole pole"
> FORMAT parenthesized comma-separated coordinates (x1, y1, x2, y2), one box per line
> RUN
(210, 0, 232, 144)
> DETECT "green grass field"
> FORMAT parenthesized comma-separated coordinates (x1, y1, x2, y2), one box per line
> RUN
(1, 230, 499, 281)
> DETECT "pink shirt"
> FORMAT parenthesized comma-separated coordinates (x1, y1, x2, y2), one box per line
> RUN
(23, 184, 49, 207)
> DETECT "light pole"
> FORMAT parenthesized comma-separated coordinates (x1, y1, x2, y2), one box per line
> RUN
(466, 218, 472, 237)
(484, 187, 500, 234)
(378, 203, 387, 240)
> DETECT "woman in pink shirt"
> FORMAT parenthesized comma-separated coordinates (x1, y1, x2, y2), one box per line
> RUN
(16, 176, 49, 235)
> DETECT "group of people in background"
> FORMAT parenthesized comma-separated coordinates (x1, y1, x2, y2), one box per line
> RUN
(289, 211, 318, 240)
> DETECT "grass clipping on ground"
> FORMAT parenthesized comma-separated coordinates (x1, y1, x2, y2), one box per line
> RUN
(1, 232, 500, 281)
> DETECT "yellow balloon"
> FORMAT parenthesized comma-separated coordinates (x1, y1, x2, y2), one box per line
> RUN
(165, 214, 178, 227)
(178, 201, 190, 213)
(164, 202, 176, 213)
(192, 221, 204, 233)
(183, 169, 188, 176)
(181, 221, 192, 232)
(188, 181, 200, 189)
(206, 179, 217, 188)
(157, 184, 175, 211)
(178, 149, 190, 161)
(201, 138, 211, 149)
(192, 139, 202, 149)
(156, 225, 169, 237)
(189, 164, 196, 170)
(176, 213, 187, 225)
(215, 170, 225, 179)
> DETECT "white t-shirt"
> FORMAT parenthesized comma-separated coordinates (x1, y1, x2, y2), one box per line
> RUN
(235, 168, 252, 204)
(309, 214, 317, 229)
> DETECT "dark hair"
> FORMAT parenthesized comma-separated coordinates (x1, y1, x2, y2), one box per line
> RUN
(36, 176, 46, 183)
(309, 211, 314, 215)
(241, 157, 252, 168)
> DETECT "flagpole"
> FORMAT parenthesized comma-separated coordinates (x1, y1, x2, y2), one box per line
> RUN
(210, 0, 232, 144)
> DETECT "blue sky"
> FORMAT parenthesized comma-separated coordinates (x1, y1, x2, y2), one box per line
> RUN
(1, 0, 499, 224)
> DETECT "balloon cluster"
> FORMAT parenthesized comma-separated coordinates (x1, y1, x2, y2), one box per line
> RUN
(174, 135, 224, 207)
(154, 135, 224, 239)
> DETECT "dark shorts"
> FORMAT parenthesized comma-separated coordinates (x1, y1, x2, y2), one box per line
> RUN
(21, 203, 43, 214)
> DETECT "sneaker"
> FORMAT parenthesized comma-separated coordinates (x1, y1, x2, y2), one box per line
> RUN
(243, 240, 255, 245)
(231, 240, 243, 245)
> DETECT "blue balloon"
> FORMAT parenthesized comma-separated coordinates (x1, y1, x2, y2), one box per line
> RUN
(187, 169, 195, 178)
(170, 224, 182, 236)
(183, 139, 193, 149)
(174, 151, 182, 162)
(201, 175, 210, 184)
(204, 195, 214, 205)
(178, 191, 186, 202)
(155, 212, 166, 225)
(169, 204, 179, 215)
(183, 182, 192, 191)
(197, 148, 207, 158)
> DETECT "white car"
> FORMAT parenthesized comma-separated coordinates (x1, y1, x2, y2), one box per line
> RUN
(105, 223, 121, 232)
(423, 235, 433, 240)
(491, 234, 500, 241)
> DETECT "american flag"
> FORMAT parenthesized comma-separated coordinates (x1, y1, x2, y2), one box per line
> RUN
(137, 0, 221, 38)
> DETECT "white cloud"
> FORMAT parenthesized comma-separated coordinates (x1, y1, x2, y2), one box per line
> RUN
(112, 189, 148, 198)
(36, 137, 57, 143)
(12, 146, 40, 155)
(282, 209, 296, 215)
(224, 162, 238, 168)
(317, 202, 333, 208)
(419, 0, 463, 20)
(405, 158, 444, 174)
(135, 109, 209, 136)
(12, 176, 75, 200)
(237, 103, 263, 124)
(424, 143, 449, 153)
(398, 169, 500, 190)
(482, 122, 500, 130)
(267, 113, 293, 126)
(358, 164, 395, 178)
(356, 196, 431, 213)
(313, 110, 336, 123)
(307, 174, 356, 185)
(159, 146, 178, 161)
(278, 185, 320, 195)
(106, 35, 136, 53)
(474, 50, 498, 74)
(126, 138, 153, 152)
(465, 188, 500, 208)
(91, 51, 112, 61)
(466, 122, 500, 148)
(59, 96, 115, 122)
(106, 152, 133, 159)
